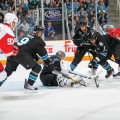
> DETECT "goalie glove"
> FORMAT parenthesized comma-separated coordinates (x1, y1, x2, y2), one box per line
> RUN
(57, 74, 72, 87)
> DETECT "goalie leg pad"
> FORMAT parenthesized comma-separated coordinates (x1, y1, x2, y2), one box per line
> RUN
(57, 75, 72, 87)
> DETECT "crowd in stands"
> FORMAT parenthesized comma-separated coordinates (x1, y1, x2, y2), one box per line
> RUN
(0, 0, 63, 40)
(66, 0, 114, 36)
(0, 0, 114, 40)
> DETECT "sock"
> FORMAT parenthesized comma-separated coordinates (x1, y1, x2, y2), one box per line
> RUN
(28, 71, 38, 86)
(102, 62, 112, 71)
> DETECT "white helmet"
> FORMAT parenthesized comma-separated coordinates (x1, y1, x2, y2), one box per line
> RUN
(4, 13, 18, 25)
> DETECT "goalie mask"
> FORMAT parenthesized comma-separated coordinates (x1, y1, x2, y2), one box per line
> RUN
(56, 51, 65, 59)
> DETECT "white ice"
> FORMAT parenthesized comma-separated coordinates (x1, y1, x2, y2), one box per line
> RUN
(0, 60, 120, 120)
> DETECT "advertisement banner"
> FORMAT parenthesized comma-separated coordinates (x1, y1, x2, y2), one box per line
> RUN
(45, 40, 76, 56)
(44, 8, 62, 21)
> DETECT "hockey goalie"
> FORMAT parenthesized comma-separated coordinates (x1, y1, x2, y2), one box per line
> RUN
(40, 51, 86, 87)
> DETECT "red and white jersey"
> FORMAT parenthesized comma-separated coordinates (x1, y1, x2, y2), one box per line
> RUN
(0, 23, 14, 57)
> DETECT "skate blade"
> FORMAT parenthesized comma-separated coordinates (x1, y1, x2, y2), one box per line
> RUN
(24, 89, 39, 93)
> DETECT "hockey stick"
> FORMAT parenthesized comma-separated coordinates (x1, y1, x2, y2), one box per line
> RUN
(52, 70, 86, 87)
(88, 51, 100, 88)
(69, 70, 102, 80)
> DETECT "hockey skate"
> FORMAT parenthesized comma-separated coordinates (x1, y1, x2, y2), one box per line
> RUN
(24, 79, 38, 90)
(105, 68, 114, 78)
(113, 72, 120, 79)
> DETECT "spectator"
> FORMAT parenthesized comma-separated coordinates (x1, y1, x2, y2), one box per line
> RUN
(98, 8, 108, 26)
(48, 0, 57, 8)
(74, 16, 80, 29)
(73, 0, 80, 10)
(82, 0, 88, 11)
(27, 10, 34, 25)
(88, 10, 95, 28)
(17, 14, 22, 25)
(0, 12, 4, 23)
(98, 1, 107, 13)
(88, 1, 95, 11)
(45, 21, 56, 40)
(79, 10, 87, 22)
(11, 0, 15, 11)
(18, 30, 25, 41)
(17, 8, 24, 20)
(104, 0, 109, 8)
(77, 4, 85, 16)
(20, 3, 29, 11)
(55, 0, 62, 7)
(24, 13, 34, 27)
(18, 0, 28, 4)
(66, 0, 71, 8)
(1, 0, 10, 10)
(18, 19, 30, 34)
(37, 0, 48, 8)
(7, 7, 12, 13)
(28, 0, 37, 9)
(103, 19, 114, 32)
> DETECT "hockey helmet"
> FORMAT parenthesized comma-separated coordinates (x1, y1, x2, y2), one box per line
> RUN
(56, 51, 66, 59)
(34, 25, 44, 32)
(4, 13, 18, 25)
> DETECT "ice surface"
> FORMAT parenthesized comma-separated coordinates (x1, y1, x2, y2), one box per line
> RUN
(0, 61, 120, 120)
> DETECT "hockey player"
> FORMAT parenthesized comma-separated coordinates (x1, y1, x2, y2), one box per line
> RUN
(40, 51, 85, 87)
(70, 21, 96, 71)
(0, 13, 18, 86)
(88, 30, 114, 78)
(1, 25, 54, 90)
(108, 28, 120, 78)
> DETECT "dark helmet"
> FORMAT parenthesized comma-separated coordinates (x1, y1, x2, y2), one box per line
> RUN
(88, 30, 98, 41)
(56, 51, 66, 59)
(34, 25, 44, 32)
(79, 21, 87, 26)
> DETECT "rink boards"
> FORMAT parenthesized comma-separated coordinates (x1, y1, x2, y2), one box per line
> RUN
(0, 40, 114, 65)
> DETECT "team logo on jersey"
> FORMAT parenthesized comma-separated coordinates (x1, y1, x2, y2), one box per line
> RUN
(99, 42, 103, 46)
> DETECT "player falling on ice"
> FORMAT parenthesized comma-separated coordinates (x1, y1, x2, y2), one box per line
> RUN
(0, 13, 18, 86)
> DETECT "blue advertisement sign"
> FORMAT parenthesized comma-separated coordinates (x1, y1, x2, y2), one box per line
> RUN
(44, 8, 62, 21)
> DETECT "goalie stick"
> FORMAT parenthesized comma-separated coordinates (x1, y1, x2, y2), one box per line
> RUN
(52, 70, 86, 87)
(69, 71, 103, 88)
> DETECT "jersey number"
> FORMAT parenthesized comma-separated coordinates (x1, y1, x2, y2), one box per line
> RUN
(17, 37, 29, 46)
(7, 38, 14, 45)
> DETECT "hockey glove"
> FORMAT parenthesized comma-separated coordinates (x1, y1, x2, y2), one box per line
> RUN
(12, 45, 19, 56)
